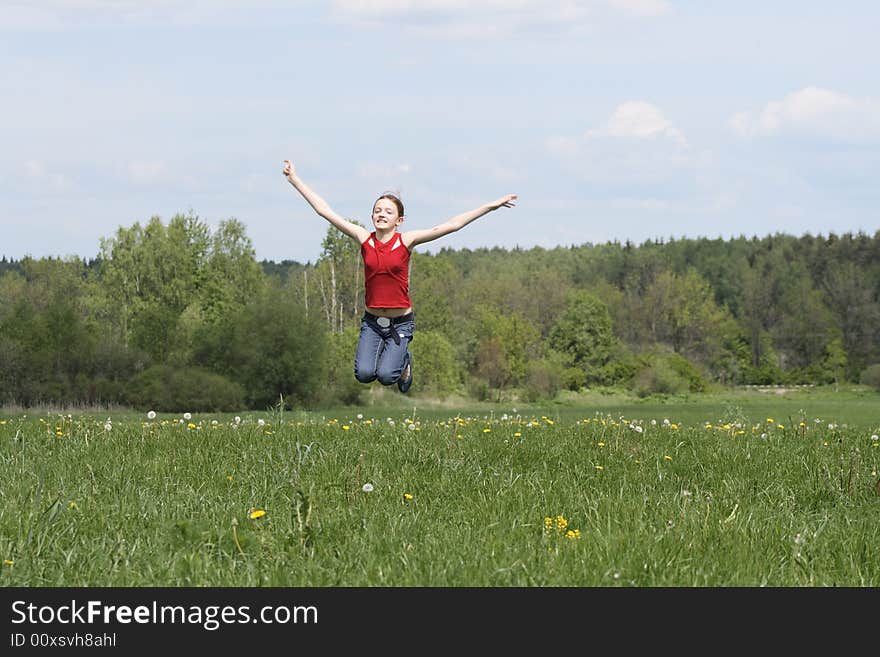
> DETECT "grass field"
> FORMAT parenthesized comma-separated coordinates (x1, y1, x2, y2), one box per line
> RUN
(2, 387, 879, 586)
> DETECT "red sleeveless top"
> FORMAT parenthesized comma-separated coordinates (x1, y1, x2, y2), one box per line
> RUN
(361, 232, 411, 308)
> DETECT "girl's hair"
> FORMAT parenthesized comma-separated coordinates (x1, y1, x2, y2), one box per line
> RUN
(375, 191, 404, 217)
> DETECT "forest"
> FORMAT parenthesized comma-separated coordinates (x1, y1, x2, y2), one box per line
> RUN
(2, 213, 879, 410)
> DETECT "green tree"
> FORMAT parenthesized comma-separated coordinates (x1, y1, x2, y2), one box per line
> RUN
(548, 291, 617, 384)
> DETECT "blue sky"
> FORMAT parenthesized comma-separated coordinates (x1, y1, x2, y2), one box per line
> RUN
(2, 1, 878, 263)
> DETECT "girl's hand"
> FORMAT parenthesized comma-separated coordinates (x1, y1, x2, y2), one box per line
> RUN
(282, 159, 296, 178)
(490, 194, 518, 210)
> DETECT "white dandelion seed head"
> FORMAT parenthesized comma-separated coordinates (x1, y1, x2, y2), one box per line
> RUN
(147, 410, 156, 420)
(362, 483, 374, 493)
(356, 413, 363, 420)
(681, 489, 692, 498)
(634, 425, 644, 433)
(794, 533, 805, 546)
(871, 435, 879, 441)
(407, 423, 416, 431)
(234, 416, 241, 424)
(761, 433, 768, 439)
(663, 418, 670, 426)
(211, 420, 218, 426)
(650, 419, 657, 426)
(257, 419, 265, 427)
(183, 412, 192, 420)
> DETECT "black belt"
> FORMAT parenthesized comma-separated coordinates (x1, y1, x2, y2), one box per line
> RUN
(363, 312, 414, 345)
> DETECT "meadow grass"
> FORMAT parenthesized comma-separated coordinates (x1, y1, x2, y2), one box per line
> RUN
(2, 390, 879, 587)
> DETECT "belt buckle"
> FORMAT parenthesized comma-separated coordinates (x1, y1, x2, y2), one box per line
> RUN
(377, 316, 391, 328)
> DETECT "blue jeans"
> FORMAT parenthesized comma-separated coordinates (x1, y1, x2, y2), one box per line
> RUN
(354, 313, 414, 385)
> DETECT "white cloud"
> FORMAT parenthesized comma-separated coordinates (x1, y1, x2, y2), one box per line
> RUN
(586, 101, 686, 144)
(0, 1, 311, 29)
(607, 0, 672, 17)
(729, 87, 880, 141)
(127, 160, 167, 183)
(331, 0, 669, 36)
(22, 159, 75, 193)
(356, 162, 413, 181)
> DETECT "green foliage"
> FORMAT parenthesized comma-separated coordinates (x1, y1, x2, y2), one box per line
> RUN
(471, 310, 542, 389)
(549, 291, 617, 383)
(4, 224, 880, 408)
(410, 330, 461, 397)
(213, 287, 328, 409)
(522, 353, 564, 402)
(633, 351, 708, 397)
(125, 365, 245, 412)
(318, 325, 364, 406)
(859, 364, 880, 389)
(633, 359, 689, 397)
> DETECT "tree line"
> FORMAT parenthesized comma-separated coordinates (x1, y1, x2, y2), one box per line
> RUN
(2, 214, 879, 410)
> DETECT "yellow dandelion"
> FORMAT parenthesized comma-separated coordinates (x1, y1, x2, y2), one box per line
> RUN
(597, 441, 605, 447)
(483, 428, 491, 433)
(544, 517, 553, 529)
(555, 515, 568, 530)
(55, 430, 64, 436)
(767, 418, 775, 424)
(513, 432, 522, 437)
(545, 419, 554, 425)
(68, 501, 77, 509)
(664, 455, 673, 461)
(248, 509, 266, 520)
(565, 529, 581, 540)
(595, 465, 604, 470)
(227, 475, 233, 481)
(403, 493, 414, 501)
(799, 421, 806, 427)
(3, 560, 13, 566)
(777, 424, 784, 429)
(342, 425, 350, 430)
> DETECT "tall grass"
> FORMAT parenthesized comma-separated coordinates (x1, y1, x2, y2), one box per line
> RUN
(1, 405, 879, 586)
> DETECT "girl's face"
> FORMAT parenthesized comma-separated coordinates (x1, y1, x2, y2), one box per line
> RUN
(372, 198, 403, 230)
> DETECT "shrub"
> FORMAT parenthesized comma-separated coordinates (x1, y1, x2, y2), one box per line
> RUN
(522, 357, 563, 402)
(633, 359, 688, 397)
(411, 330, 462, 397)
(860, 364, 880, 390)
(125, 365, 245, 412)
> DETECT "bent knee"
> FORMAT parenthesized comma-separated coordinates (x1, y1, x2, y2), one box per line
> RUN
(355, 369, 376, 383)
(376, 372, 397, 386)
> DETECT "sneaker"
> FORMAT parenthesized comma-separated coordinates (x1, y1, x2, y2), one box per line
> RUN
(398, 351, 413, 393)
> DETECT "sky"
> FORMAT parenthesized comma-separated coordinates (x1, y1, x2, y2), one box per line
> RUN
(2, 0, 879, 264)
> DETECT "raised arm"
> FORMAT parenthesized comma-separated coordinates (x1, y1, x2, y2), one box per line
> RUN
(402, 194, 518, 249)
(282, 160, 371, 244)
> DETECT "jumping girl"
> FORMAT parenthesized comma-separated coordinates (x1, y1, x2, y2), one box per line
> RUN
(283, 158, 517, 393)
